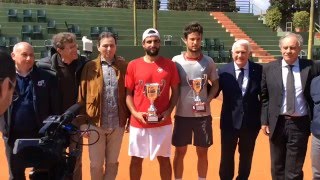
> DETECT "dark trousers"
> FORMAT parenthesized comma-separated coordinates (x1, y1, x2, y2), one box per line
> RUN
(4, 138, 27, 180)
(219, 128, 259, 180)
(270, 116, 310, 180)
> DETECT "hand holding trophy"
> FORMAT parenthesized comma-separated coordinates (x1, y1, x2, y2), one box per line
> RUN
(140, 80, 165, 123)
(187, 74, 207, 112)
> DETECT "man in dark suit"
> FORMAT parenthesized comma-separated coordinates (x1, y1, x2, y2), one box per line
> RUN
(2, 42, 60, 179)
(217, 39, 262, 180)
(261, 32, 317, 180)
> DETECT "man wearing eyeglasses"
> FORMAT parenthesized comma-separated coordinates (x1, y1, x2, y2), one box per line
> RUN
(2, 42, 60, 180)
(0, 49, 16, 116)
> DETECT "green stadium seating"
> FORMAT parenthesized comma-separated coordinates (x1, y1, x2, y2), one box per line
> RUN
(47, 20, 56, 34)
(213, 38, 224, 51)
(22, 36, 32, 45)
(44, 39, 53, 51)
(7, 9, 18, 22)
(21, 24, 32, 39)
(90, 26, 100, 39)
(36, 9, 46, 22)
(99, 26, 109, 33)
(0, 36, 6, 48)
(202, 50, 209, 56)
(23, 9, 32, 22)
(8, 36, 20, 52)
(208, 50, 220, 62)
(33, 25, 42, 39)
(0, 2, 237, 59)
(73, 25, 81, 38)
(219, 50, 231, 63)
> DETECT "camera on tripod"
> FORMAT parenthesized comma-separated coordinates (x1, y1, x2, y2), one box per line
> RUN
(13, 103, 83, 180)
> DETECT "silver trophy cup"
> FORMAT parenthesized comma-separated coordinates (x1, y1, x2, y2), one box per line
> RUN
(187, 74, 207, 112)
(142, 80, 165, 123)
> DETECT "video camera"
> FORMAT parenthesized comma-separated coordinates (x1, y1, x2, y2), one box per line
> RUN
(13, 103, 83, 180)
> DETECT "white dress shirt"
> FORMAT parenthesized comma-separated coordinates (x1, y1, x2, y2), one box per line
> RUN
(234, 61, 249, 96)
(280, 59, 308, 116)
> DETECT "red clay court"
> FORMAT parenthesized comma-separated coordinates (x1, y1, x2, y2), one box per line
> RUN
(0, 99, 313, 179)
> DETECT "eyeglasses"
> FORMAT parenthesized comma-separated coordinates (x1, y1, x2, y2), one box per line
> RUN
(0, 78, 19, 101)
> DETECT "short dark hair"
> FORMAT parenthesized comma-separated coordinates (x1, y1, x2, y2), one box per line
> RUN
(0, 49, 15, 80)
(52, 32, 77, 50)
(97, 32, 117, 46)
(183, 22, 203, 39)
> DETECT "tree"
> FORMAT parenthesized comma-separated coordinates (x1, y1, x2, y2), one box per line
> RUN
(269, 0, 317, 21)
(292, 10, 310, 31)
(265, 7, 282, 31)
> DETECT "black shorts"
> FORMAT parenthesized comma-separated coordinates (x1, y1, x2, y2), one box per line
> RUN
(172, 115, 213, 148)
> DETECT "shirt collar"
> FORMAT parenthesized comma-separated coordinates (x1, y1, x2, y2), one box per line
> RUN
(281, 58, 299, 68)
(233, 61, 249, 71)
(16, 68, 33, 77)
(101, 57, 115, 66)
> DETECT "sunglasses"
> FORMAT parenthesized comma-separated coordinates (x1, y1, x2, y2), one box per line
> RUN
(0, 78, 19, 102)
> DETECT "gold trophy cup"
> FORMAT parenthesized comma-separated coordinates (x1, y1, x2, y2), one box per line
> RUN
(187, 74, 207, 112)
(143, 81, 165, 123)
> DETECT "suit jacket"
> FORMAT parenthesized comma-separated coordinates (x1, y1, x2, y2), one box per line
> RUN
(218, 61, 262, 131)
(311, 74, 320, 138)
(2, 65, 60, 143)
(78, 55, 130, 128)
(261, 58, 317, 139)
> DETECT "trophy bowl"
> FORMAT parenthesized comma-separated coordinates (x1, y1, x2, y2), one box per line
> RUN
(187, 75, 207, 112)
(143, 82, 163, 123)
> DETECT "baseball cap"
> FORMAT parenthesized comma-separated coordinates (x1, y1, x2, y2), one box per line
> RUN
(142, 28, 160, 42)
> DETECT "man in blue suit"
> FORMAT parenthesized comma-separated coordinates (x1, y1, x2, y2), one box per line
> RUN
(216, 39, 262, 180)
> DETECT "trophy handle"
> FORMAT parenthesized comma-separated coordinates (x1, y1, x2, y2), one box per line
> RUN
(186, 76, 193, 89)
(139, 80, 145, 94)
(202, 74, 208, 88)
(159, 79, 166, 95)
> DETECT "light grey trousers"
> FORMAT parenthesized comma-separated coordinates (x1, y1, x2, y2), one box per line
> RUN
(312, 135, 320, 180)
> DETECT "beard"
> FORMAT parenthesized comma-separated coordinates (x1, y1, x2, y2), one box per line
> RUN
(187, 46, 201, 53)
(145, 48, 159, 56)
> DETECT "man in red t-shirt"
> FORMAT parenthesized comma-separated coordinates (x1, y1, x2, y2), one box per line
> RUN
(125, 28, 180, 180)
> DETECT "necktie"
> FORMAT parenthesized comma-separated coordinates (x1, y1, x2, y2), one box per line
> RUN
(237, 68, 244, 88)
(286, 65, 295, 114)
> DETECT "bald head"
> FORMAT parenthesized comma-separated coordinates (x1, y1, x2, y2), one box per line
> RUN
(13, 42, 34, 53)
(11, 42, 35, 75)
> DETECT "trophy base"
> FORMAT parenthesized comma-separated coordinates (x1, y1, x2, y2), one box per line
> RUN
(192, 103, 206, 112)
(143, 114, 163, 123)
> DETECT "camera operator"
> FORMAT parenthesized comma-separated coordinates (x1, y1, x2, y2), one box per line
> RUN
(0, 49, 16, 117)
(37, 32, 88, 180)
(3, 42, 60, 180)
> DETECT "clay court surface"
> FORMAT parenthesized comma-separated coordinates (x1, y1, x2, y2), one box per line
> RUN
(0, 99, 313, 179)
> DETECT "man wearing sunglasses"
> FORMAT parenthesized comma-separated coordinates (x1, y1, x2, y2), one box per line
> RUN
(0, 49, 16, 116)
(2, 42, 60, 180)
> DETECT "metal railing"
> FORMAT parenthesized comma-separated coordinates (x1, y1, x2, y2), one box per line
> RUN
(315, 22, 320, 32)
